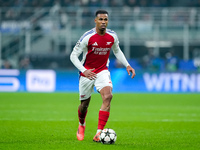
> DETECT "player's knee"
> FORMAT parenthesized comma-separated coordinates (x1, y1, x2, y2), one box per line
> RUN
(81, 103, 89, 110)
(103, 93, 112, 104)
(79, 100, 90, 112)
(105, 93, 113, 101)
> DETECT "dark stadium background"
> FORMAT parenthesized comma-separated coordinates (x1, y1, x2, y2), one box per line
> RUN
(0, 0, 200, 92)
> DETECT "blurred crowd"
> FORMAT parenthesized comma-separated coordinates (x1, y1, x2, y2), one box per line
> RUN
(1, 0, 200, 8)
(1, 0, 200, 72)
(1, 51, 199, 72)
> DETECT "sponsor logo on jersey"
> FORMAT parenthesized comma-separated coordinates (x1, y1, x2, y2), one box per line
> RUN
(92, 47, 111, 55)
(92, 42, 98, 46)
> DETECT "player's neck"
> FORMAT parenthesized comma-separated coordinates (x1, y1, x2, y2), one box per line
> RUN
(96, 28, 106, 36)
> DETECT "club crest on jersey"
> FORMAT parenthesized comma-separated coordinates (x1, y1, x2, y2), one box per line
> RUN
(92, 42, 98, 46)
(106, 42, 112, 45)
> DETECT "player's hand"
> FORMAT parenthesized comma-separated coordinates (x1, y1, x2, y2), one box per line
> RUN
(83, 68, 97, 80)
(126, 66, 136, 79)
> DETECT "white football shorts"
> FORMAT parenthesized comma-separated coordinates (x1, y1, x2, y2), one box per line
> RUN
(79, 70, 113, 100)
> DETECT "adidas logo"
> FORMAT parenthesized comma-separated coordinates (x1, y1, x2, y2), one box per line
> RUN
(92, 42, 98, 46)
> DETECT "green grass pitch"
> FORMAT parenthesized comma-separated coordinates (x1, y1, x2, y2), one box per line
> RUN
(0, 93, 199, 150)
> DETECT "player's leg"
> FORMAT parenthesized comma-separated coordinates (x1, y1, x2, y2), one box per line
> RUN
(77, 97, 90, 141)
(78, 97, 91, 126)
(93, 86, 113, 142)
(99, 86, 113, 112)
(77, 76, 94, 141)
(93, 70, 113, 142)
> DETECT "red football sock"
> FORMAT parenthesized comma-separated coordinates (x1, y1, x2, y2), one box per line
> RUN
(78, 109, 87, 125)
(98, 110, 110, 130)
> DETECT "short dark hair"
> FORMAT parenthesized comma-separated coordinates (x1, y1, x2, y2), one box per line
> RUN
(95, 10, 108, 17)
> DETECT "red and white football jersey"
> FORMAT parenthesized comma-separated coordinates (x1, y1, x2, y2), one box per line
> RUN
(70, 28, 129, 76)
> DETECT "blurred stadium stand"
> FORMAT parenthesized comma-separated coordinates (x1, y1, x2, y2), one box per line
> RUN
(0, 0, 200, 71)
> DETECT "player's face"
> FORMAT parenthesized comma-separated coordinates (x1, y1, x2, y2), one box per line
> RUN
(95, 14, 108, 32)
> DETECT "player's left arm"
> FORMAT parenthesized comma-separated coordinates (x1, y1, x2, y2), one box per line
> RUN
(112, 36, 136, 78)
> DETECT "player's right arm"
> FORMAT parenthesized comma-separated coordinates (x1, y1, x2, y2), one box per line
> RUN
(70, 38, 97, 80)
(70, 40, 87, 73)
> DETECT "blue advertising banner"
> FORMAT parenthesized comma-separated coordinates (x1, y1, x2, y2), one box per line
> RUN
(0, 69, 200, 93)
(111, 69, 200, 93)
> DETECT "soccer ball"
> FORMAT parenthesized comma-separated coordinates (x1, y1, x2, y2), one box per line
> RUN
(100, 128, 117, 144)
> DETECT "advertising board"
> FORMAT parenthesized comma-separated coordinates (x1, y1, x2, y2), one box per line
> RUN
(0, 69, 199, 93)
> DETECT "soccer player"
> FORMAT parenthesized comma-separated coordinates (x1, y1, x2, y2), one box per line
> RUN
(70, 9, 136, 142)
